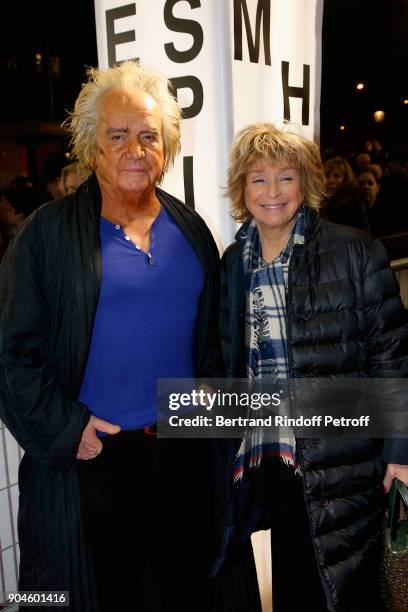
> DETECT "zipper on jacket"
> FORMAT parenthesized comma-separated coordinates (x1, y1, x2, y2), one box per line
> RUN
(296, 448, 336, 612)
(286, 252, 335, 611)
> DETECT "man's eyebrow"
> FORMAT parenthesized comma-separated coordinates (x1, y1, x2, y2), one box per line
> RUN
(106, 127, 129, 134)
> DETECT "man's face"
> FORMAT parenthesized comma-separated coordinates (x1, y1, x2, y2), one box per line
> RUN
(94, 89, 164, 197)
(358, 172, 380, 207)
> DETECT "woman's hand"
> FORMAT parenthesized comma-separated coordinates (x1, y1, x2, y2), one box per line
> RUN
(383, 463, 408, 493)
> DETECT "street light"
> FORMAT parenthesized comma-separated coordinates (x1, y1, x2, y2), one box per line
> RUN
(356, 82, 365, 91)
(373, 110, 385, 123)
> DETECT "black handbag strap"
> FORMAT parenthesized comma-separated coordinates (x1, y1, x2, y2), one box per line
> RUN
(388, 478, 408, 541)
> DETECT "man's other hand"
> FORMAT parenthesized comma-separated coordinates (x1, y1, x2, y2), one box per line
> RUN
(76, 416, 121, 460)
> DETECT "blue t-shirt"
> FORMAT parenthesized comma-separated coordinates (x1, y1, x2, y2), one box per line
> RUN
(79, 204, 204, 430)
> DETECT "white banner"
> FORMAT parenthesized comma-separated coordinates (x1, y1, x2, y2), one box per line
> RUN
(94, 0, 324, 249)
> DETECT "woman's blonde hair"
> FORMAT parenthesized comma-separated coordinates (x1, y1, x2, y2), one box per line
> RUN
(227, 123, 325, 223)
(64, 61, 181, 179)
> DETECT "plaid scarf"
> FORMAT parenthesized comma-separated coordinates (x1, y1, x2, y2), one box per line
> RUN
(233, 207, 305, 482)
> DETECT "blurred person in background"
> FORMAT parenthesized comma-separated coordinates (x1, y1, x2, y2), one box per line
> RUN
(8, 175, 34, 189)
(382, 155, 408, 208)
(357, 165, 383, 236)
(370, 137, 389, 169)
(355, 152, 371, 172)
(363, 138, 374, 155)
(40, 151, 68, 202)
(0, 184, 40, 258)
(357, 157, 408, 254)
(59, 162, 91, 196)
(323, 155, 369, 230)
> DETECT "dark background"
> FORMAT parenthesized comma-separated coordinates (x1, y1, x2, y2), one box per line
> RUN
(321, 0, 408, 154)
(0, 0, 407, 184)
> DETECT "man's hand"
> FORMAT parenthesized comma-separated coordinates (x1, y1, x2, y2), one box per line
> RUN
(76, 416, 121, 460)
(383, 463, 408, 493)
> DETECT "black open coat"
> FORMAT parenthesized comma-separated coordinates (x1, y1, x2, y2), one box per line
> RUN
(0, 174, 220, 610)
(215, 206, 408, 611)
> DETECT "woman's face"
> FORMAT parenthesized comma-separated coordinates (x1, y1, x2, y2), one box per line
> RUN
(358, 171, 379, 207)
(244, 159, 303, 234)
(325, 164, 345, 196)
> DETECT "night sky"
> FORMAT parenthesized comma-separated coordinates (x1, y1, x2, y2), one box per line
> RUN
(1, 0, 407, 154)
(321, 0, 408, 153)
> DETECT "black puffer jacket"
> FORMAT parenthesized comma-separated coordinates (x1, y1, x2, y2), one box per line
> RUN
(215, 206, 408, 611)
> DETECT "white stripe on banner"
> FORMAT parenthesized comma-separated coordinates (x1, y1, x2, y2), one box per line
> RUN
(94, 0, 324, 249)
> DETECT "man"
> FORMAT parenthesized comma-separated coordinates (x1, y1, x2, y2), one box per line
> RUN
(0, 61, 220, 611)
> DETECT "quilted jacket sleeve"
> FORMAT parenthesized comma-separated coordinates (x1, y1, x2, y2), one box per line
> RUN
(363, 238, 408, 463)
(0, 223, 90, 471)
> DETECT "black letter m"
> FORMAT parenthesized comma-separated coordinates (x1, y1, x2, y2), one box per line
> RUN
(234, 0, 271, 65)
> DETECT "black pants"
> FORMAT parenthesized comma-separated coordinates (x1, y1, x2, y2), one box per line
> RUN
(255, 460, 329, 612)
(256, 460, 384, 612)
(76, 430, 215, 612)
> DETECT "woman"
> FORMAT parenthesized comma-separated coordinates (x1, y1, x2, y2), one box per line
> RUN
(216, 124, 408, 611)
(323, 155, 369, 231)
